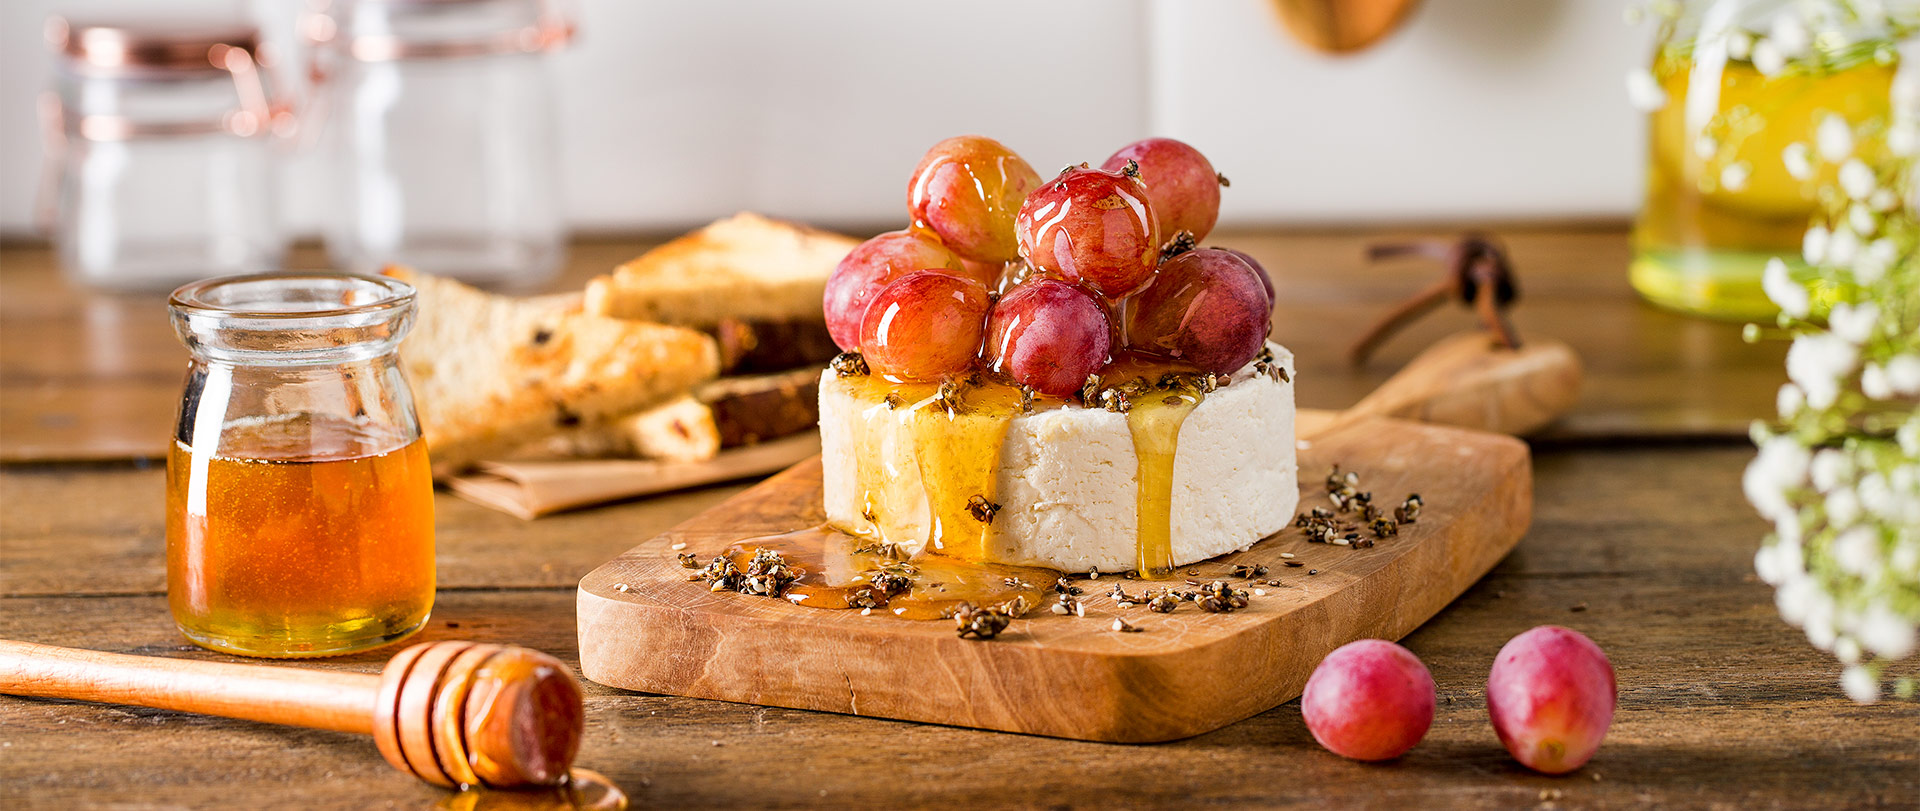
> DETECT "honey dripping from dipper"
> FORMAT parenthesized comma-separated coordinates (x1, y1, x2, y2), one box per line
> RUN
(435, 769, 627, 811)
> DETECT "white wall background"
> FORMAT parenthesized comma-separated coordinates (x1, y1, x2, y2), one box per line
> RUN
(0, 0, 1649, 238)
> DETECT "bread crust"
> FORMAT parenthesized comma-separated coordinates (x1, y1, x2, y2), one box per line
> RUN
(385, 267, 720, 475)
(584, 212, 858, 328)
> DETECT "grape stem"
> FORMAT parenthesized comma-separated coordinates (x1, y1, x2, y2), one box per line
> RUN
(1347, 234, 1522, 366)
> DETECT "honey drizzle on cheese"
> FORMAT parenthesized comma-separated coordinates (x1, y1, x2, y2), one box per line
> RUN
(906, 382, 1027, 560)
(841, 368, 1213, 576)
(1124, 383, 1204, 579)
(753, 361, 1236, 618)
(847, 378, 936, 548)
(844, 376, 1025, 561)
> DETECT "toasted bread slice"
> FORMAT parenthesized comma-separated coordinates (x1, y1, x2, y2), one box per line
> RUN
(697, 367, 821, 447)
(584, 212, 859, 329)
(386, 267, 720, 475)
(513, 395, 721, 463)
(511, 367, 821, 462)
(709, 316, 841, 375)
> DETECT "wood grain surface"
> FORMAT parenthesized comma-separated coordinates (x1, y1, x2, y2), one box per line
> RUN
(577, 411, 1530, 741)
(3, 228, 1911, 808)
(1336, 331, 1584, 437)
(3, 447, 1916, 807)
(0, 225, 1785, 462)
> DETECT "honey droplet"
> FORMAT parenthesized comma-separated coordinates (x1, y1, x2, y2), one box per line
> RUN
(434, 768, 627, 811)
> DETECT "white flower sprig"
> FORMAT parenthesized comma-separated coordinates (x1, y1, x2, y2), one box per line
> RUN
(1747, 50, 1920, 705)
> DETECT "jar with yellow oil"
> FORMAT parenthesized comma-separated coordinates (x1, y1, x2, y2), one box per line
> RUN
(1631, 0, 1906, 319)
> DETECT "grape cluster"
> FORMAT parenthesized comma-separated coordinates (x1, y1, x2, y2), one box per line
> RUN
(825, 135, 1276, 396)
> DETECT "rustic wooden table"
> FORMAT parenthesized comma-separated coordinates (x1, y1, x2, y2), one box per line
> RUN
(3, 227, 1915, 808)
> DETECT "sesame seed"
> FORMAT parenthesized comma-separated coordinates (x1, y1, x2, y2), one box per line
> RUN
(670, 542, 688, 551)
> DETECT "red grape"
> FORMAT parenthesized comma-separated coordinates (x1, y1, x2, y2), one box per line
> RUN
(1487, 626, 1616, 774)
(984, 279, 1112, 396)
(1015, 165, 1161, 298)
(859, 270, 992, 382)
(1124, 248, 1270, 374)
(1101, 138, 1224, 242)
(908, 136, 1042, 264)
(1220, 247, 1275, 308)
(1301, 639, 1436, 761)
(824, 230, 967, 350)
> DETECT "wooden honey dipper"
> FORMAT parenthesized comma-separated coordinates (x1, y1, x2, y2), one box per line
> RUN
(0, 639, 584, 790)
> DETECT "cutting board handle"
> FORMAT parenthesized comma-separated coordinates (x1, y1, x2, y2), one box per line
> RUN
(1311, 330, 1582, 439)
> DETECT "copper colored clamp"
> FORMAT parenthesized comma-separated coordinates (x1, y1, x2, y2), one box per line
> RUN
(1348, 234, 1521, 366)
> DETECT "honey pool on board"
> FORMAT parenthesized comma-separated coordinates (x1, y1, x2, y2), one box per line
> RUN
(166, 413, 436, 657)
(1632, 48, 1894, 319)
(722, 526, 1053, 620)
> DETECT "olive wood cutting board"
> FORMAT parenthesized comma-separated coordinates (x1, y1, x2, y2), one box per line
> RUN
(576, 406, 1531, 743)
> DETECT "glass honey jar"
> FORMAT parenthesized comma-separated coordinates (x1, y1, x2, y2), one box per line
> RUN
(167, 273, 435, 658)
(1630, 0, 1904, 319)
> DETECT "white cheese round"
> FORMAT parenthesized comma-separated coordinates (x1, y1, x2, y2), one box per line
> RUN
(819, 344, 1298, 573)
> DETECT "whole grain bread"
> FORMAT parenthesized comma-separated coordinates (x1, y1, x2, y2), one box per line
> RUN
(708, 316, 842, 375)
(584, 212, 859, 329)
(385, 267, 720, 475)
(697, 367, 821, 447)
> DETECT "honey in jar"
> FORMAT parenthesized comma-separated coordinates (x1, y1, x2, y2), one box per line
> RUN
(167, 273, 435, 657)
(167, 416, 434, 657)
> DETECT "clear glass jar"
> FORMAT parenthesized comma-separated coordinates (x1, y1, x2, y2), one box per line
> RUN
(167, 273, 435, 658)
(314, 0, 572, 290)
(41, 19, 291, 291)
(1630, 0, 1904, 319)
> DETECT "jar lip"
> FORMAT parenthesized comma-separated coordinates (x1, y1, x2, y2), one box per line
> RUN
(47, 16, 264, 76)
(169, 272, 415, 321)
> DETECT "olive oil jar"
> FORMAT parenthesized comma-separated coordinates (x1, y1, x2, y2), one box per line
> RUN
(1631, 0, 1903, 319)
